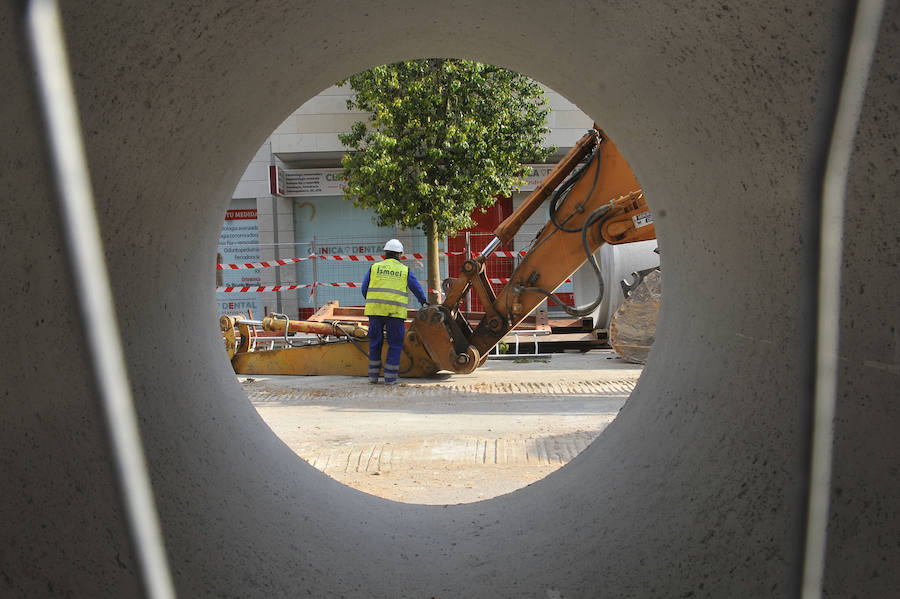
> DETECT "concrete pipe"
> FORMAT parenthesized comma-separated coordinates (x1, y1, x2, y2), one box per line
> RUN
(2, 1, 897, 597)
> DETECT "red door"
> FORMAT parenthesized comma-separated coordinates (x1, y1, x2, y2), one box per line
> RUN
(447, 197, 514, 312)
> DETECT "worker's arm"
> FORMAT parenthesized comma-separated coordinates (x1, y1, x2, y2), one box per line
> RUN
(406, 270, 428, 305)
(361, 267, 371, 298)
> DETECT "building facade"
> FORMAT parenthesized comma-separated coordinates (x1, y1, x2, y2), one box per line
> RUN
(217, 82, 596, 320)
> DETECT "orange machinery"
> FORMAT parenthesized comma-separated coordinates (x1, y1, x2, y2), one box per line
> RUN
(221, 125, 655, 377)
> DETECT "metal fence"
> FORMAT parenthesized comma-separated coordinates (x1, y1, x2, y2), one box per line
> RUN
(215, 230, 574, 319)
(216, 235, 442, 319)
(298, 234, 434, 317)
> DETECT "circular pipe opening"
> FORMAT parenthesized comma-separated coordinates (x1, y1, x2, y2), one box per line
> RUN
(215, 73, 660, 505)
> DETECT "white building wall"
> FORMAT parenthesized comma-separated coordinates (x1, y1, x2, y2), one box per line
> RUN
(232, 141, 272, 199)
(226, 79, 604, 319)
(541, 86, 594, 150)
(265, 83, 593, 163)
(270, 85, 362, 156)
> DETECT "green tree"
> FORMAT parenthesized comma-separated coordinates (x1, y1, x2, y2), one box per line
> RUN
(338, 58, 553, 301)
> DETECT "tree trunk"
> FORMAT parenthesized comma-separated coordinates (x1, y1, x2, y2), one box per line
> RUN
(424, 217, 441, 304)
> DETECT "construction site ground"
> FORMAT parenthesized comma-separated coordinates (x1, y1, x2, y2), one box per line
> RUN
(243, 349, 643, 505)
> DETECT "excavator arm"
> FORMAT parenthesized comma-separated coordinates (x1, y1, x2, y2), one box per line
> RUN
(410, 125, 656, 373)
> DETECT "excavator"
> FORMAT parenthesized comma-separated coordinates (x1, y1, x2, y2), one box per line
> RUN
(220, 125, 656, 377)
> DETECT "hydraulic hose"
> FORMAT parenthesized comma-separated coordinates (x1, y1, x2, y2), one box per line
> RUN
(548, 142, 602, 233)
(517, 203, 611, 317)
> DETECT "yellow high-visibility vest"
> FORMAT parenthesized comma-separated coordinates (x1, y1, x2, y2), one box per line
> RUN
(365, 259, 409, 318)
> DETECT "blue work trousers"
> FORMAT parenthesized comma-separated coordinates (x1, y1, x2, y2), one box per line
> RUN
(367, 315, 405, 382)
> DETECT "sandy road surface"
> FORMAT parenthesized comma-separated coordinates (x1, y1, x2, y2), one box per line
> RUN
(244, 350, 642, 505)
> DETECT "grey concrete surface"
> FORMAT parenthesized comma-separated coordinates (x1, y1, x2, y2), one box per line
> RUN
(1, 2, 897, 598)
(247, 351, 641, 505)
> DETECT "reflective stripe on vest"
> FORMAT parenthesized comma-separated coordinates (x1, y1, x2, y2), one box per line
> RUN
(365, 259, 409, 318)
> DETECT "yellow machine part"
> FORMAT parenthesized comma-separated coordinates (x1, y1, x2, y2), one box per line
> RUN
(230, 328, 440, 378)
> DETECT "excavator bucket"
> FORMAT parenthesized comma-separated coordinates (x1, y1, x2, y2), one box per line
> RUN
(609, 269, 661, 364)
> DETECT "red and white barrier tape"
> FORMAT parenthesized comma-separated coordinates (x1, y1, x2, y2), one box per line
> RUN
(217, 281, 426, 293)
(487, 250, 528, 258)
(215, 276, 568, 293)
(216, 250, 528, 270)
(216, 252, 430, 270)
(216, 257, 306, 270)
(217, 284, 314, 293)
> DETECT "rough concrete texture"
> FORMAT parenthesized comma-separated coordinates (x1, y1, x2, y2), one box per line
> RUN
(1, 2, 897, 597)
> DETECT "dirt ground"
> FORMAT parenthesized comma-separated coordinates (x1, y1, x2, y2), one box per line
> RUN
(244, 350, 643, 505)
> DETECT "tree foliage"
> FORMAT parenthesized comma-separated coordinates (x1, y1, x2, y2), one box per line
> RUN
(338, 59, 553, 237)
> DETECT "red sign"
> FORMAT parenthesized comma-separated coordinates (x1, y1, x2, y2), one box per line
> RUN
(224, 209, 258, 220)
(269, 165, 286, 196)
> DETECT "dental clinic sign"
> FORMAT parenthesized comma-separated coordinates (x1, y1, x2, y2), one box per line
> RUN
(269, 166, 346, 197)
(519, 165, 557, 191)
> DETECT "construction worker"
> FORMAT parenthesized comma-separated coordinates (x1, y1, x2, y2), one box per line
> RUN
(361, 239, 428, 384)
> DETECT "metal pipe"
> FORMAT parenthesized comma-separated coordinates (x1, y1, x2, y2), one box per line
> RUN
(477, 236, 502, 261)
(800, 2, 885, 597)
(236, 319, 265, 327)
(261, 315, 368, 339)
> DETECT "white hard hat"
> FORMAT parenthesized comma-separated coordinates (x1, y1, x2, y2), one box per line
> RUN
(384, 239, 403, 253)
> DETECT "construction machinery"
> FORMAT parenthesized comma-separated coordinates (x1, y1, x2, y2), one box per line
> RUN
(221, 125, 656, 377)
(609, 267, 662, 363)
